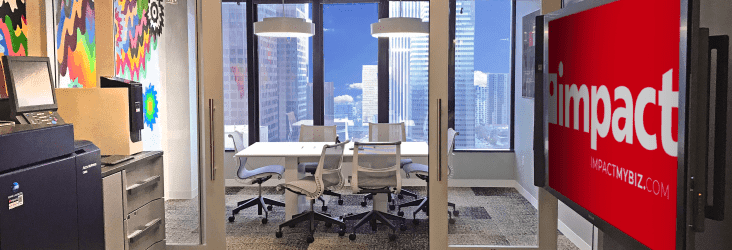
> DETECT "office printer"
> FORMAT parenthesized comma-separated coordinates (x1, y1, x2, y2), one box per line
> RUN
(0, 124, 104, 249)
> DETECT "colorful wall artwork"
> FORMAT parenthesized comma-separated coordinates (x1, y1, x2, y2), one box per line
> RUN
(114, 0, 164, 150)
(55, 0, 96, 88)
(114, 0, 164, 81)
(0, 0, 27, 98)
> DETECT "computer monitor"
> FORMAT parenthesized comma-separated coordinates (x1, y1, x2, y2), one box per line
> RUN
(2, 56, 57, 114)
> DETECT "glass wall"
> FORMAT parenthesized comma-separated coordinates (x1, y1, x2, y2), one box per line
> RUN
(388, 1, 430, 142)
(258, 4, 314, 142)
(454, 0, 512, 150)
(323, 3, 378, 142)
(223, 2, 250, 148)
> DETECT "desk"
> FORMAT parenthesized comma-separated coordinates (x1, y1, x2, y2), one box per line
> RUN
(235, 141, 428, 219)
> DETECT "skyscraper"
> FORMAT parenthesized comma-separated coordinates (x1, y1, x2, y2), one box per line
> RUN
(454, 0, 476, 148)
(256, 4, 311, 142)
(388, 2, 430, 142)
(487, 73, 509, 125)
(361, 65, 378, 123)
(324, 82, 334, 124)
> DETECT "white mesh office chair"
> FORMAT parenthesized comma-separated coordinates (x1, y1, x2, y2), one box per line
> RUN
(344, 141, 407, 241)
(366, 123, 418, 203)
(397, 128, 460, 224)
(297, 125, 344, 210)
(275, 141, 350, 243)
(227, 133, 286, 224)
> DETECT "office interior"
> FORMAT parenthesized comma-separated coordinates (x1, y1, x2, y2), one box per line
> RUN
(0, 0, 729, 249)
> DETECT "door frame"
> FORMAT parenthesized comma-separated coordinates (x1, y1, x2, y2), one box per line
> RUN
(427, 0, 559, 248)
(169, 0, 226, 248)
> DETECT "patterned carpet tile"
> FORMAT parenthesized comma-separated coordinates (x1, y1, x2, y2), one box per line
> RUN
(165, 186, 580, 250)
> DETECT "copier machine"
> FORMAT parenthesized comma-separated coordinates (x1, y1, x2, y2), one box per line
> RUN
(0, 123, 104, 249)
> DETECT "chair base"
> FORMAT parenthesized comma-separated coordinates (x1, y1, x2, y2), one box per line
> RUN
(277, 203, 347, 241)
(343, 209, 406, 236)
(317, 190, 344, 211)
(397, 197, 457, 223)
(229, 195, 285, 223)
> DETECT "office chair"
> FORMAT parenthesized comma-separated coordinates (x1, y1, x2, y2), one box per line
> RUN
(344, 141, 407, 241)
(397, 128, 459, 225)
(227, 133, 286, 224)
(297, 125, 344, 211)
(275, 141, 350, 243)
(365, 123, 419, 204)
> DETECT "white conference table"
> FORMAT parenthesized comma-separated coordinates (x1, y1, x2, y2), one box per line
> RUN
(235, 141, 428, 219)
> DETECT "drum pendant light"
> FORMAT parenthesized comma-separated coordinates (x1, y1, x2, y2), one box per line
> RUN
(371, 0, 428, 38)
(254, 0, 314, 37)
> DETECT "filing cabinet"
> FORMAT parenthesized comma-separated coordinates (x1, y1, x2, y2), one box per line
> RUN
(102, 152, 165, 250)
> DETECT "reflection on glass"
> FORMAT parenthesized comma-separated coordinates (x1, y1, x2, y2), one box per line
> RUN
(258, 4, 313, 142)
(388, 1, 430, 143)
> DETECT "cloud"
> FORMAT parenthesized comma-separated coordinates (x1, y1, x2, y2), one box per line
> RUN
(324, 28, 334, 32)
(349, 83, 363, 89)
(474, 71, 487, 87)
(334, 95, 354, 104)
(500, 38, 509, 41)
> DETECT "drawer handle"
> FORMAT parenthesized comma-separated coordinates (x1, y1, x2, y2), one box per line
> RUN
(127, 175, 161, 193)
(128, 218, 162, 242)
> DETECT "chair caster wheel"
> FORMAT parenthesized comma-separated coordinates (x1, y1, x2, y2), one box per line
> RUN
(339, 229, 346, 236)
(322, 206, 328, 212)
(449, 218, 456, 224)
(275, 231, 283, 238)
(412, 219, 420, 225)
(360, 201, 367, 207)
(262, 218, 268, 224)
(389, 234, 397, 241)
(267, 205, 273, 211)
(400, 224, 407, 231)
(453, 210, 459, 216)
(306, 235, 314, 243)
(397, 211, 404, 216)
(338, 199, 344, 205)
(389, 204, 396, 210)
(325, 222, 333, 228)
(349, 233, 356, 241)
(398, 194, 404, 199)
(228, 216, 235, 222)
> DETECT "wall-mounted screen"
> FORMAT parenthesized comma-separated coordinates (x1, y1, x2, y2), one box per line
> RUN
(545, 0, 680, 249)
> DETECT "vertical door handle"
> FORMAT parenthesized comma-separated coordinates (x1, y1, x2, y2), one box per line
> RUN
(438, 99, 442, 181)
(209, 99, 216, 181)
(705, 34, 728, 221)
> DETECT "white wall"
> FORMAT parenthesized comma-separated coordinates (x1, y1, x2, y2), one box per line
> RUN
(163, 0, 199, 199)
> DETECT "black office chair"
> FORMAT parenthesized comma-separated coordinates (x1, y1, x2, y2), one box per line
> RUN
(344, 141, 407, 241)
(227, 133, 286, 224)
(275, 141, 350, 243)
(297, 125, 344, 211)
(397, 128, 459, 225)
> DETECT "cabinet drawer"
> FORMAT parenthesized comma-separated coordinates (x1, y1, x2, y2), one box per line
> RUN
(123, 155, 163, 213)
(125, 199, 165, 250)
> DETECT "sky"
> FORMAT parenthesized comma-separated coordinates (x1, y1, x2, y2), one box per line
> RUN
(319, 0, 512, 100)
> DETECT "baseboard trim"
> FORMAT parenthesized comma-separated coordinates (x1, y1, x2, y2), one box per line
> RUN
(513, 182, 590, 250)
(166, 187, 199, 200)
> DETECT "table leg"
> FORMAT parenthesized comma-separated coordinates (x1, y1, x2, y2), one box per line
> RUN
(284, 156, 302, 219)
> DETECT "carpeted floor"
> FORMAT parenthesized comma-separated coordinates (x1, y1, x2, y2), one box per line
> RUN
(165, 186, 580, 249)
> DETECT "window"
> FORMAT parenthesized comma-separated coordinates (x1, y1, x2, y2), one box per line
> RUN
(257, 4, 313, 142)
(324, 3, 378, 142)
(388, 1, 429, 142)
(454, 0, 512, 150)
(222, 2, 249, 146)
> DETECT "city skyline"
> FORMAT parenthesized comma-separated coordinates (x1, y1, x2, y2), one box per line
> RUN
(221, 1, 512, 148)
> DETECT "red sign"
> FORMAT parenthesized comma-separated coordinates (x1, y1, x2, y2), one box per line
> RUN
(547, 0, 680, 249)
